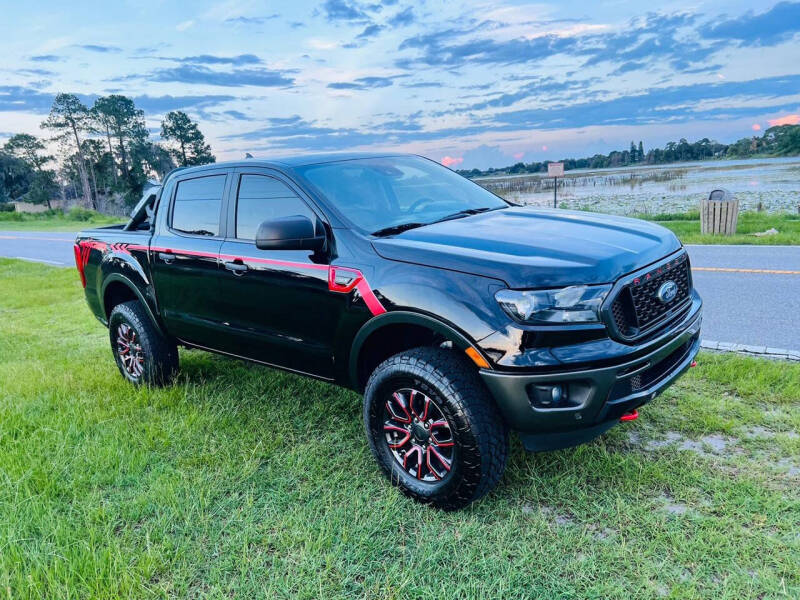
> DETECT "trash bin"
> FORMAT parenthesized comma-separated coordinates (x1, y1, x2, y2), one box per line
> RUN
(701, 188, 738, 235)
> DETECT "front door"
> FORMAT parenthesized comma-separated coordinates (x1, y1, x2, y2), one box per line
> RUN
(215, 169, 340, 378)
(150, 171, 229, 344)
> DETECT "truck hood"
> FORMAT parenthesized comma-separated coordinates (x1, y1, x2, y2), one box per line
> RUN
(371, 207, 682, 288)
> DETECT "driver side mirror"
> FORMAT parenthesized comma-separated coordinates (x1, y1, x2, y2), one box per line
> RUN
(255, 215, 326, 251)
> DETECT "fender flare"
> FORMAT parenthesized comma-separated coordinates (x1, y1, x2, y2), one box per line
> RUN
(347, 310, 478, 388)
(101, 273, 167, 338)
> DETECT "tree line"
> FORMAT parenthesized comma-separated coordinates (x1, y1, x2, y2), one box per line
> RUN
(0, 93, 215, 210)
(457, 124, 800, 177)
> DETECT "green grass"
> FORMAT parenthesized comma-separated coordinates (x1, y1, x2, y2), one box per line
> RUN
(0, 209, 123, 231)
(1, 258, 798, 599)
(641, 211, 800, 245)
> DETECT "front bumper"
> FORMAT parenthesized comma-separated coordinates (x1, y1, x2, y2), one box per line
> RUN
(479, 306, 702, 451)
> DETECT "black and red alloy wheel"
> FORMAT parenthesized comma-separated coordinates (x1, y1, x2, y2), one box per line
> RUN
(382, 388, 455, 482)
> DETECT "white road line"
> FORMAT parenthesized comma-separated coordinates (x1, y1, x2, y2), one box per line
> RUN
(14, 256, 68, 266)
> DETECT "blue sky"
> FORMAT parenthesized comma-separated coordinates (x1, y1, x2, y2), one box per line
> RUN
(2, 0, 800, 168)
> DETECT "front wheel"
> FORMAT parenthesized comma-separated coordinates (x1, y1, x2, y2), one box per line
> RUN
(364, 347, 508, 510)
(108, 300, 178, 386)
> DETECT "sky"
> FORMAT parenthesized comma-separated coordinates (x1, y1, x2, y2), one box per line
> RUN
(2, 0, 800, 169)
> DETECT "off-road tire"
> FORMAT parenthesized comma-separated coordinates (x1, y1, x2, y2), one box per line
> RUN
(108, 300, 178, 386)
(364, 346, 508, 510)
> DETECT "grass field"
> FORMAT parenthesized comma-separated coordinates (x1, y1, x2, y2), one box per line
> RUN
(0, 209, 123, 232)
(1, 258, 799, 599)
(644, 211, 800, 245)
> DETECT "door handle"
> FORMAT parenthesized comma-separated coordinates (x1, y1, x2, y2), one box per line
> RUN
(158, 252, 175, 263)
(224, 260, 249, 274)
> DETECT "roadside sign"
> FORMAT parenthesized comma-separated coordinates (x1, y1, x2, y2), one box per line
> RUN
(548, 162, 564, 207)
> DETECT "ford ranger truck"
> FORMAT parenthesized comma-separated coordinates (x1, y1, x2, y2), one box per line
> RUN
(75, 154, 702, 510)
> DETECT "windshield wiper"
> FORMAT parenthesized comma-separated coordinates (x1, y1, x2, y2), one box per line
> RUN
(371, 222, 428, 237)
(433, 206, 498, 224)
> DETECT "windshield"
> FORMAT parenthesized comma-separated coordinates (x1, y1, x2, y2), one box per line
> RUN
(293, 156, 507, 234)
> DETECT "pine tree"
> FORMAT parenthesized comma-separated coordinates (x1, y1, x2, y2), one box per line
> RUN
(160, 111, 215, 167)
(41, 94, 94, 209)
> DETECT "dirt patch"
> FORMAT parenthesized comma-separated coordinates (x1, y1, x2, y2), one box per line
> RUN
(775, 459, 800, 477)
(631, 430, 742, 457)
(658, 493, 691, 515)
(741, 426, 800, 440)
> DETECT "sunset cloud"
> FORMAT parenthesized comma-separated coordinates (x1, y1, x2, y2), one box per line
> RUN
(441, 156, 463, 167)
(767, 114, 800, 126)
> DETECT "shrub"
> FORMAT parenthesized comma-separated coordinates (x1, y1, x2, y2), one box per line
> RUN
(67, 207, 99, 221)
(0, 203, 16, 213)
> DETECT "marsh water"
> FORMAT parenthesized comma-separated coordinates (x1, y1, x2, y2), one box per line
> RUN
(474, 156, 800, 215)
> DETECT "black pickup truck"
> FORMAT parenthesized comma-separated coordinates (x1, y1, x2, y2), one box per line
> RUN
(76, 153, 702, 509)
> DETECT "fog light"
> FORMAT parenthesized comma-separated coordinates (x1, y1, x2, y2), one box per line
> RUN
(529, 384, 567, 408)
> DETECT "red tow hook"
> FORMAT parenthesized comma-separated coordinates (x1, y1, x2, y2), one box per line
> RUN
(620, 409, 639, 422)
(690, 360, 698, 368)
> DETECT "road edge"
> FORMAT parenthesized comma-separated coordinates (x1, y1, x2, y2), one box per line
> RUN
(701, 339, 800, 361)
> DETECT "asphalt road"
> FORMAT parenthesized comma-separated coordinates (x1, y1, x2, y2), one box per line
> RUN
(1, 231, 798, 351)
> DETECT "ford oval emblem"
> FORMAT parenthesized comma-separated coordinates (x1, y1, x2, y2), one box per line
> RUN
(656, 280, 678, 304)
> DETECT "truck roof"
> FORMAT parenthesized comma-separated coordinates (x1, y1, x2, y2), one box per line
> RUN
(170, 152, 415, 178)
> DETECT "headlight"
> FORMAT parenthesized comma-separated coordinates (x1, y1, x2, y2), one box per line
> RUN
(495, 284, 611, 324)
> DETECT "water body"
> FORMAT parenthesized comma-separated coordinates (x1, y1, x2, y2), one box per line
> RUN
(474, 156, 800, 215)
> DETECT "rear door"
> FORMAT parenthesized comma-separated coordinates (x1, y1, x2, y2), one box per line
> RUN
(150, 169, 231, 344)
(214, 168, 340, 378)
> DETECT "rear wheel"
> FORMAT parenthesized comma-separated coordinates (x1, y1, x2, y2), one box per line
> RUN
(108, 300, 178, 386)
(364, 347, 508, 510)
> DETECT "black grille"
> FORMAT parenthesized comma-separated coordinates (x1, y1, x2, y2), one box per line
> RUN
(610, 253, 691, 339)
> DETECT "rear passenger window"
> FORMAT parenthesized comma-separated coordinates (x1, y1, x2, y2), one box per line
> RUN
(171, 175, 226, 236)
(236, 175, 315, 240)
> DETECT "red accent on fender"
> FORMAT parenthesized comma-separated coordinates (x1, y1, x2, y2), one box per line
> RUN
(328, 266, 362, 293)
(328, 265, 387, 316)
(74, 240, 107, 287)
(620, 409, 639, 422)
(73, 244, 87, 288)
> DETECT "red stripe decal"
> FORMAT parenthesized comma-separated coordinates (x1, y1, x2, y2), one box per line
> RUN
(84, 242, 387, 317)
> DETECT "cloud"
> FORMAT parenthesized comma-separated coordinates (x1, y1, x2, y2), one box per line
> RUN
(327, 75, 395, 90)
(752, 123, 762, 131)
(30, 55, 61, 63)
(441, 156, 463, 167)
(488, 74, 800, 130)
(222, 109, 254, 121)
(0, 85, 57, 112)
(15, 68, 56, 77)
(401, 81, 443, 89)
(132, 94, 237, 114)
(356, 24, 383, 40)
(388, 7, 415, 28)
(768, 114, 800, 126)
(320, 0, 372, 23)
(74, 44, 121, 53)
(123, 65, 294, 87)
(396, 12, 725, 74)
(224, 14, 280, 25)
(176, 54, 263, 66)
(701, 2, 800, 47)
(176, 20, 195, 31)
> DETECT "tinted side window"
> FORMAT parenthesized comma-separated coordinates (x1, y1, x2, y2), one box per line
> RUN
(236, 175, 315, 240)
(171, 175, 226, 236)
